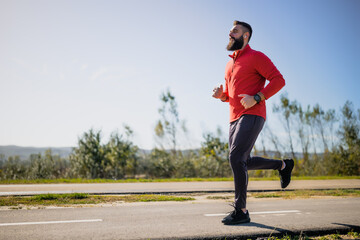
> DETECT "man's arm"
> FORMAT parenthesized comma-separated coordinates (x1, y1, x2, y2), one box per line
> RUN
(237, 52, 284, 109)
(212, 84, 229, 102)
(255, 52, 285, 100)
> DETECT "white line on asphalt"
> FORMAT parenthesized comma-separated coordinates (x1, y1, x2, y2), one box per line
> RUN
(0, 219, 103, 227)
(204, 210, 301, 217)
(251, 210, 301, 215)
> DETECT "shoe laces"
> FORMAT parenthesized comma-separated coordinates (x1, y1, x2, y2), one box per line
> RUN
(227, 202, 239, 215)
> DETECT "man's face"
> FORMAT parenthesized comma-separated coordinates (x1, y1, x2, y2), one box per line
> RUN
(226, 25, 245, 51)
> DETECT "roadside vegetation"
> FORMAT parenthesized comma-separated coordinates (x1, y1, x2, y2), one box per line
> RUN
(0, 91, 359, 181)
(204, 189, 360, 201)
(0, 193, 195, 208)
(208, 231, 360, 240)
(262, 231, 360, 240)
(0, 176, 359, 184)
(250, 189, 360, 199)
(1, 189, 359, 208)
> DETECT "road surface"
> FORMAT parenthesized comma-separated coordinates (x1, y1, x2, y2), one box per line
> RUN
(0, 197, 359, 239)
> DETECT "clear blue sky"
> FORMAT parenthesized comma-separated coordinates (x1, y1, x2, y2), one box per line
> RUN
(1, 0, 359, 150)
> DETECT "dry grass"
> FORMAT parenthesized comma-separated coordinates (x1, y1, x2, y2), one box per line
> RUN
(0, 193, 195, 208)
(266, 231, 360, 239)
(250, 189, 360, 199)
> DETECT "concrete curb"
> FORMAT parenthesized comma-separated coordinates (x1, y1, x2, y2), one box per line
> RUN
(2, 187, 360, 197)
(1, 179, 359, 196)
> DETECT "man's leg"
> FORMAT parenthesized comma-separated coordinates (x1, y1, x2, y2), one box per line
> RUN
(228, 115, 265, 210)
(247, 155, 294, 188)
(247, 156, 282, 171)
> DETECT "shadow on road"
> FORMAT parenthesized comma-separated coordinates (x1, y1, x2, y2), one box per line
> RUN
(332, 223, 360, 231)
(231, 222, 292, 233)
(228, 222, 360, 238)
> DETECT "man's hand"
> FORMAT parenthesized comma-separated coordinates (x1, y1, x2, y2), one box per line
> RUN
(212, 85, 226, 100)
(238, 94, 256, 109)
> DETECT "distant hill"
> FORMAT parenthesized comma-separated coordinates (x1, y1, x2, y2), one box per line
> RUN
(0, 145, 73, 160)
(0, 145, 153, 161)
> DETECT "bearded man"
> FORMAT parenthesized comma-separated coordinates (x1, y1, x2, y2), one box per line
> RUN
(212, 20, 294, 225)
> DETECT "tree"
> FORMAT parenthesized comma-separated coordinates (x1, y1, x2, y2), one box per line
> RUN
(69, 129, 106, 178)
(295, 104, 310, 167)
(104, 126, 139, 179)
(273, 93, 297, 159)
(29, 149, 69, 179)
(174, 150, 197, 178)
(305, 105, 318, 156)
(0, 154, 5, 178)
(198, 128, 230, 177)
(323, 109, 337, 150)
(312, 104, 328, 152)
(147, 148, 175, 178)
(1, 156, 26, 180)
(339, 101, 360, 149)
(154, 89, 187, 153)
(70, 127, 139, 179)
(151, 89, 190, 178)
(334, 101, 360, 175)
(262, 124, 283, 159)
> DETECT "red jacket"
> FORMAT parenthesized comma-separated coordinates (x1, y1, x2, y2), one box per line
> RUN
(224, 44, 285, 122)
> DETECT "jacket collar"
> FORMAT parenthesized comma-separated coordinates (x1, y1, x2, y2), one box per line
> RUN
(229, 44, 251, 59)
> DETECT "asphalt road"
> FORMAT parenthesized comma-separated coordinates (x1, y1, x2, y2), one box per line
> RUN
(1, 179, 359, 196)
(0, 197, 359, 239)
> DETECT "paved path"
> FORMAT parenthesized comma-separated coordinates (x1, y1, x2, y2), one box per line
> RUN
(0, 179, 359, 196)
(1, 197, 359, 239)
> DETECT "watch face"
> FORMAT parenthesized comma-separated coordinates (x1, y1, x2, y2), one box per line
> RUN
(254, 94, 261, 103)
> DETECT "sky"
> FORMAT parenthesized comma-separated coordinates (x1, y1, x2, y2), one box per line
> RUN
(0, 0, 359, 150)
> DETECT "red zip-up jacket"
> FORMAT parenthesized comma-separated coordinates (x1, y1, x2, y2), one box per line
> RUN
(224, 44, 285, 122)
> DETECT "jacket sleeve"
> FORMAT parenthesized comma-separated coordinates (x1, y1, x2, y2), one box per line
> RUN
(222, 78, 230, 102)
(254, 52, 285, 99)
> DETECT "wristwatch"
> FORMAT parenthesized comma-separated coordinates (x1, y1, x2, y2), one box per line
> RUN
(254, 94, 261, 104)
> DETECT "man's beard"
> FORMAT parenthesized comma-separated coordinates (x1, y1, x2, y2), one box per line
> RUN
(226, 35, 244, 51)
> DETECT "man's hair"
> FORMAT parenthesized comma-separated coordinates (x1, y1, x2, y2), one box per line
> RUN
(233, 20, 252, 42)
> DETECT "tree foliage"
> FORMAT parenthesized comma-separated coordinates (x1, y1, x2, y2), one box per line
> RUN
(69, 127, 139, 179)
(198, 130, 230, 177)
(154, 89, 187, 152)
(1, 93, 359, 180)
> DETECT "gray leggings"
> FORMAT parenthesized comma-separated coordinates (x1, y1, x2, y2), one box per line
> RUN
(229, 114, 282, 209)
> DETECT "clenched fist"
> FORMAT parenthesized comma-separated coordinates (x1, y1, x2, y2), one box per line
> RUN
(212, 85, 228, 101)
(238, 94, 256, 109)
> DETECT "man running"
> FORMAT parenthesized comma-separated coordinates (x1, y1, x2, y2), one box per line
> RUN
(212, 20, 294, 225)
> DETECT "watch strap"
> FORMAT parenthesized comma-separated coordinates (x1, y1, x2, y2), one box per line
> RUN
(254, 94, 261, 104)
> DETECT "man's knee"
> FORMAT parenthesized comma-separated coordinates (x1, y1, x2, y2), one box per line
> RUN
(229, 149, 247, 169)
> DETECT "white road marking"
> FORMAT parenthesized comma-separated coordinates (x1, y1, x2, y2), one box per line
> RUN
(0, 219, 103, 227)
(252, 210, 301, 215)
(204, 213, 229, 217)
(204, 210, 301, 217)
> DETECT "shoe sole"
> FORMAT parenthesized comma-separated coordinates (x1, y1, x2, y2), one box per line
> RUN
(222, 218, 251, 225)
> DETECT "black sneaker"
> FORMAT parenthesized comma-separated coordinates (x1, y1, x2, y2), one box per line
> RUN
(222, 204, 250, 225)
(279, 159, 294, 188)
